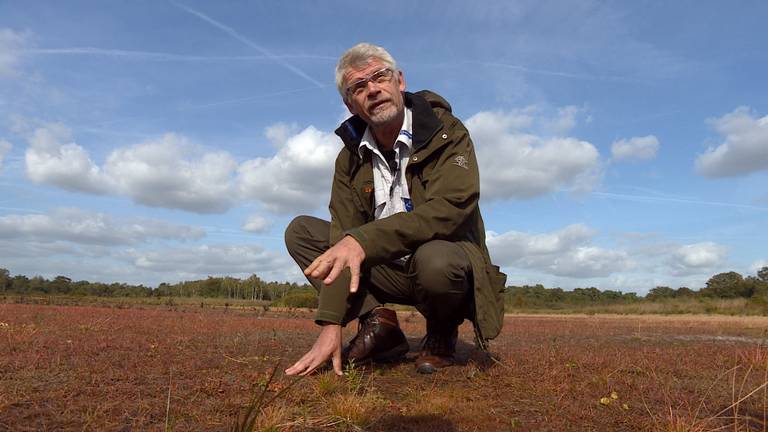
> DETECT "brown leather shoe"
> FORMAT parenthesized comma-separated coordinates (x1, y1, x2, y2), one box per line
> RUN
(342, 307, 409, 364)
(415, 324, 458, 374)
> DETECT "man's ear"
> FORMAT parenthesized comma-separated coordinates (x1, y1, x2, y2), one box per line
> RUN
(344, 98, 356, 116)
(397, 70, 406, 92)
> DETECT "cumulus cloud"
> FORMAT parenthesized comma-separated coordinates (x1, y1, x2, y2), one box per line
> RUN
(542, 105, 585, 135)
(104, 133, 238, 213)
(0, 28, 27, 78)
(0, 208, 204, 246)
(23, 127, 239, 213)
(133, 244, 290, 276)
(749, 259, 768, 274)
(466, 110, 600, 200)
(611, 135, 659, 161)
(23, 121, 339, 215)
(25, 123, 110, 193)
(238, 125, 338, 213)
(487, 224, 632, 278)
(696, 107, 768, 177)
(670, 242, 727, 275)
(242, 214, 271, 233)
(0, 139, 11, 170)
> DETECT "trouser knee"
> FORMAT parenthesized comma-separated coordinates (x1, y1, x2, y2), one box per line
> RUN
(284, 215, 321, 254)
(412, 241, 470, 294)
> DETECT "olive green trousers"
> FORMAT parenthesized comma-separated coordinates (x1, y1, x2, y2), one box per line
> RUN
(284, 215, 472, 327)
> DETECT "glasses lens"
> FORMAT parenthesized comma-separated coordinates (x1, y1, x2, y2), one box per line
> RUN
(346, 68, 392, 97)
(372, 69, 392, 83)
(349, 80, 367, 96)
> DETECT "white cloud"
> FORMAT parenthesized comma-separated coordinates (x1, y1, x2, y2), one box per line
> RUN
(132, 244, 292, 278)
(23, 121, 339, 215)
(611, 135, 659, 161)
(0, 28, 27, 78)
(695, 107, 768, 177)
(238, 125, 338, 213)
(104, 133, 238, 213)
(242, 214, 271, 233)
(0, 139, 11, 170)
(25, 123, 111, 194)
(0, 208, 204, 246)
(542, 105, 584, 135)
(487, 224, 632, 278)
(466, 110, 600, 200)
(670, 242, 727, 275)
(749, 260, 768, 274)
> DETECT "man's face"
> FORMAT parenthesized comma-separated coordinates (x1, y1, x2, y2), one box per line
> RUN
(342, 59, 406, 128)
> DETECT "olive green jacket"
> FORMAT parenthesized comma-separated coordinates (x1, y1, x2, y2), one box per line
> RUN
(330, 90, 507, 342)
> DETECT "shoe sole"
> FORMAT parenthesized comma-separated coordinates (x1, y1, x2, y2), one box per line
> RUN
(416, 359, 455, 374)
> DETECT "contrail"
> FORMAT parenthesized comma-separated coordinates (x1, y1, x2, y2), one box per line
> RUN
(183, 86, 322, 109)
(468, 61, 643, 83)
(170, 2, 325, 87)
(26, 47, 335, 63)
(593, 191, 768, 211)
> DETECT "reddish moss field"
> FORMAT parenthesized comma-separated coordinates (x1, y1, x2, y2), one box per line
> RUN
(1, 302, 768, 431)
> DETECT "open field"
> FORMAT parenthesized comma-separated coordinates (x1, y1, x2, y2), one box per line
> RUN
(1, 302, 768, 431)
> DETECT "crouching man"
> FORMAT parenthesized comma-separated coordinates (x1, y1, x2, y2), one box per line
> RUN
(284, 43, 506, 375)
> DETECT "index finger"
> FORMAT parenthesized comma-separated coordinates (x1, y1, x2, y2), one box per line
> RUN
(348, 261, 360, 293)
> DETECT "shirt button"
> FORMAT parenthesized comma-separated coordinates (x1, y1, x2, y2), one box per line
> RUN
(442, 133, 448, 139)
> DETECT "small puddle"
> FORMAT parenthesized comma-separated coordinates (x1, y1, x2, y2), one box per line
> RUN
(670, 334, 768, 344)
(628, 334, 768, 345)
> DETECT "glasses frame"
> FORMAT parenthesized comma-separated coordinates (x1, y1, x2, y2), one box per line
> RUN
(344, 67, 395, 99)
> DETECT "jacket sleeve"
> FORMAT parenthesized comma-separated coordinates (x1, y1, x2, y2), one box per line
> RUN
(313, 148, 367, 325)
(345, 119, 480, 265)
(329, 148, 367, 245)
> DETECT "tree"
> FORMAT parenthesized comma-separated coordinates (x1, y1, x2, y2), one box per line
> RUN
(700, 271, 748, 298)
(757, 266, 768, 283)
(0, 268, 10, 293)
(646, 286, 676, 301)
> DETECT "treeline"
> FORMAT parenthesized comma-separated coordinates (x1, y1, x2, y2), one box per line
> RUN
(2, 266, 768, 310)
(0, 268, 313, 304)
(506, 267, 768, 309)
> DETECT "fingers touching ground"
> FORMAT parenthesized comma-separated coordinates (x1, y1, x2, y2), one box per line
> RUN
(285, 324, 343, 376)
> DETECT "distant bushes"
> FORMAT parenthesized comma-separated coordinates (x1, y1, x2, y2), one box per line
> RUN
(502, 267, 768, 312)
(2, 265, 767, 314)
(278, 291, 319, 309)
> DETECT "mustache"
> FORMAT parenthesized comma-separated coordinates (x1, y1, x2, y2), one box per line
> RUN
(367, 98, 392, 110)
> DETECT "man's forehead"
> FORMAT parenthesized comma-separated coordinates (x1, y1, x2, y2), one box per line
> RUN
(343, 59, 387, 83)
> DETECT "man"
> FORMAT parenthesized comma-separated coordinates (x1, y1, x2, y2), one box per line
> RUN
(284, 43, 506, 376)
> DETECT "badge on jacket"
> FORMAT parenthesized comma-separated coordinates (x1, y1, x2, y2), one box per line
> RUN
(453, 155, 469, 169)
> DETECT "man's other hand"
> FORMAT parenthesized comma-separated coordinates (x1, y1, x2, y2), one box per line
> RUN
(284, 323, 343, 376)
(304, 235, 365, 293)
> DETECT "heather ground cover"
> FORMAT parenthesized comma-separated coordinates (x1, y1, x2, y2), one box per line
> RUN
(1, 302, 767, 431)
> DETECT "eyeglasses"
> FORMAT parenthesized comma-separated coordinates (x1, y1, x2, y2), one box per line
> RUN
(345, 68, 394, 98)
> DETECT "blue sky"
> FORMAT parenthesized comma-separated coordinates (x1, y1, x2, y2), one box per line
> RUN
(1, 1, 766, 293)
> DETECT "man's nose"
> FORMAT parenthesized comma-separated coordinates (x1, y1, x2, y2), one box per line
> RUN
(366, 80, 382, 96)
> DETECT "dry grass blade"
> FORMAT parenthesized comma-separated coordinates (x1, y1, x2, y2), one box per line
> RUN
(165, 368, 172, 432)
(710, 381, 768, 421)
(231, 360, 306, 432)
(694, 365, 742, 423)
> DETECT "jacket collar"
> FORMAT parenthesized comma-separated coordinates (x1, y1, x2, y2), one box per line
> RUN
(335, 91, 442, 156)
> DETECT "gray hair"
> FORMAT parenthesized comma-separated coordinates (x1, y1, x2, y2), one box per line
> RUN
(335, 43, 398, 100)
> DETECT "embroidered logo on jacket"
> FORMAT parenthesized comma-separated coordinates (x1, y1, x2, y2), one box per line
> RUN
(453, 155, 469, 169)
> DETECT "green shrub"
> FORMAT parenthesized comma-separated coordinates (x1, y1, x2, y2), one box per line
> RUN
(279, 292, 318, 308)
